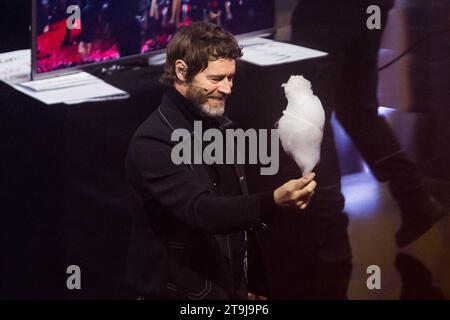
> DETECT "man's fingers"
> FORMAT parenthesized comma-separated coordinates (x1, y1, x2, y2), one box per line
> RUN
(274, 174, 317, 208)
(291, 180, 316, 203)
(296, 191, 315, 210)
(293, 172, 315, 189)
(305, 190, 315, 203)
(295, 200, 308, 210)
(305, 180, 317, 193)
(293, 180, 317, 197)
(302, 191, 315, 208)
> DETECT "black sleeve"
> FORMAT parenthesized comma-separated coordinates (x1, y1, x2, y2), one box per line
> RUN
(130, 135, 279, 234)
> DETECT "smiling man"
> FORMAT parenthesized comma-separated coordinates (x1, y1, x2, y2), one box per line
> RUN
(177, 57, 233, 116)
(124, 22, 317, 300)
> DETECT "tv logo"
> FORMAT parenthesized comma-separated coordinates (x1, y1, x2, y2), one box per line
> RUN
(67, 5, 81, 30)
(366, 265, 381, 290)
(66, 265, 81, 290)
(366, 5, 381, 30)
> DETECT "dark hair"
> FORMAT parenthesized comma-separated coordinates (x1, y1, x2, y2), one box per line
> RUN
(160, 22, 243, 86)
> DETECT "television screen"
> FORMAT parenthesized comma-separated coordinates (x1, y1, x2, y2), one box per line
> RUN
(32, 0, 275, 78)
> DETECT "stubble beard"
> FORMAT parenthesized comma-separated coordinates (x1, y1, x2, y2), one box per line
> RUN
(186, 84, 226, 117)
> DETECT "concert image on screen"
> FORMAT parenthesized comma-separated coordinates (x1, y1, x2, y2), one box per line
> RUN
(33, 0, 274, 77)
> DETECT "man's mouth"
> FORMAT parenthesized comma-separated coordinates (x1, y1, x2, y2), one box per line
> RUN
(208, 96, 225, 101)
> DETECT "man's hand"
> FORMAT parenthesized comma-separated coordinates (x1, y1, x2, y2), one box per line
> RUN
(273, 172, 316, 210)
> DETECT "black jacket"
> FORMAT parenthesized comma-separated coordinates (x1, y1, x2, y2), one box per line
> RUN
(124, 88, 276, 299)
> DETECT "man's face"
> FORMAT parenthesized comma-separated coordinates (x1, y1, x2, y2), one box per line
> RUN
(186, 58, 235, 117)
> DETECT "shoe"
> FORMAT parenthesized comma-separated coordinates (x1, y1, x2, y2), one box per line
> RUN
(395, 253, 444, 299)
(395, 194, 447, 248)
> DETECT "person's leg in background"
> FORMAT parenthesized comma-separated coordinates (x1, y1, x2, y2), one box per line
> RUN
(333, 4, 447, 248)
(287, 0, 447, 299)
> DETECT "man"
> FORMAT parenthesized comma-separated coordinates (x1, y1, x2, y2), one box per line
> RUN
(125, 22, 317, 299)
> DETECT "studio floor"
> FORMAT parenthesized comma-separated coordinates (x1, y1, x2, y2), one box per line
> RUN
(342, 172, 450, 299)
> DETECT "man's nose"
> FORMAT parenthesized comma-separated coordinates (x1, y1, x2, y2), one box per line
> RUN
(217, 78, 232, 95)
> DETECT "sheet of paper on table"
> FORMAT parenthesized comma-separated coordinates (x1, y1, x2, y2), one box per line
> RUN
(0, 50, 129, 105)
(0, 49, 31, 83)
(238, 37, 328, 66)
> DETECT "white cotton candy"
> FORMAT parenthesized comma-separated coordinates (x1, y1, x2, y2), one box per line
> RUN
(277, 75, 325, 175)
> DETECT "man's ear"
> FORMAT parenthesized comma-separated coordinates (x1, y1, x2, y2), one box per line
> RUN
(175, 59, 188, 82)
